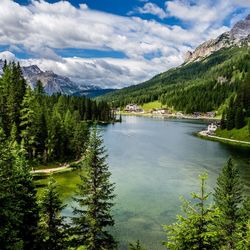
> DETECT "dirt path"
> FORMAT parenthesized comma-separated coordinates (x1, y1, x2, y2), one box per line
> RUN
(31, 158, 83, 174)
(199, 131, 250, 145)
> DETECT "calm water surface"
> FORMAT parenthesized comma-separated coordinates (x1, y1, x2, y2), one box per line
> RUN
(55, 116, 250, 249)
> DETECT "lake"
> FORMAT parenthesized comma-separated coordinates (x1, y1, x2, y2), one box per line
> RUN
(50, 116, 250, 249)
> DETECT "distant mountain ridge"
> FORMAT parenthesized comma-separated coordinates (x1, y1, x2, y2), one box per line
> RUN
(21, 64, 82, 95)
(0, 60, 113, 97)
(184, 14, 250, 63)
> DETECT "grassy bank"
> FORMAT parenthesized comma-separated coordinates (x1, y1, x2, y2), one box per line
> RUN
(197, 132, 250, 148)
(215, 126, 250, 142)
(141, 101, 165, 111)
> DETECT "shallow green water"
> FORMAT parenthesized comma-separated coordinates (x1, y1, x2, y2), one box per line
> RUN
(43, 116, 250, 249)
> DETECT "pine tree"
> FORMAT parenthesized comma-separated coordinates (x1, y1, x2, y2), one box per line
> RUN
(20, 87, 38, 158)
(38, 177, 67, 250)
(10, 122, 18, 145)
(0, 63, 13, 134)
(34, 80, 45, 100)
(71, 122, 89, 159)
(47, 108, 64, 161)
(235, 106, 245, 129)
(226, 97, 236, 130)
(163, 174, 220, 250)
(214, 158, 245, 249)
(241, 71, 250, 117)
(36, 112, 48, 162)
(73, 126, 117, 250)
(6, 63, 26, 136)
(220, 110, 226, 129)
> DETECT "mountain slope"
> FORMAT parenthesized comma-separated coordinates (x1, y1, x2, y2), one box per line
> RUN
(98, 15, 250, 113)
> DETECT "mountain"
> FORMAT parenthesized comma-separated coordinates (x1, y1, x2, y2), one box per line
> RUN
(98, 15, 250, 114)
(21, 65, 82, 95)
(184, 14, 250, 63)
(0, 61, 109, 96)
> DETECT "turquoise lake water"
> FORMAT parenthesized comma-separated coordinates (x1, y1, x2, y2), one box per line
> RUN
(55, 116, 250, 249)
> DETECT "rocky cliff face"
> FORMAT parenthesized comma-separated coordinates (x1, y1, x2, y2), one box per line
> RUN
(184, 14, 250, 63)
(22, 65, 81, 95)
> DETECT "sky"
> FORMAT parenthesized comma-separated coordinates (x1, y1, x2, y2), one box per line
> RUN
(0, 0, 249, 88)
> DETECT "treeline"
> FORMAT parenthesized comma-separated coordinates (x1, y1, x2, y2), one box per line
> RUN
(221, 72, 250, 130)
(0, 126, 117, 250)
(98, 47, 250, 113)
(0, 61, 114, 163)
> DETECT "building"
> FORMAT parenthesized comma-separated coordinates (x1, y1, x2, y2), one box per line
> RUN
(207, 123, 218, 134)
(124, 104, 144, 113)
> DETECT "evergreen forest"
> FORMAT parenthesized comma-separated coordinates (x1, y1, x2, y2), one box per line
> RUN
(0, 61, 114, 164)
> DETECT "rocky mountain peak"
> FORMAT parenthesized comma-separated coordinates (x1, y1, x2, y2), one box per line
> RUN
(184, 14, 250, 63)
(0, 62, 100, 96)
(230, 15, 250, 40)
(22, 65, 42, 76)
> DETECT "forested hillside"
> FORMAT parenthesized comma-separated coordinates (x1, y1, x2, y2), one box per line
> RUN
(98, 47, 250, 114)
(0, 61, 114, 164)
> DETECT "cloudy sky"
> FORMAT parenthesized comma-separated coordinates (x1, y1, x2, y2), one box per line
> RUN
(0, 0, 249, 88)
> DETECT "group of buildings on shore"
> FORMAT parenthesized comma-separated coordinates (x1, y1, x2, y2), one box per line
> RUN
(123, 104, 216, 118)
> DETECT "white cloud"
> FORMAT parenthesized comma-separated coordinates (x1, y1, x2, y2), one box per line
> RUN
(133, 2, 168, 19)
(166, 1, 221, 24)
(17, 55, 182, 88)
(165, 0, 250, 29)
(0, 0, 249, 88)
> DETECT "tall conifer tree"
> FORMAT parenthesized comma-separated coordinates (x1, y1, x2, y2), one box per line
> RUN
(73, 126, 117, 250)
(214, 158, 246, 249)
(20, 87, 38, 158)
(39, 177, 67, 250)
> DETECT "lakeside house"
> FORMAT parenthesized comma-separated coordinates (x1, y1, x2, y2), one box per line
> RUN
(207, 123, 218, 134)
(124, 104, 144, 113)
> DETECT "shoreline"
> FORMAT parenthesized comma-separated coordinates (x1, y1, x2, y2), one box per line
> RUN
(118, 112, 220, 121)
(32, 158, 83, 175)
(197, 130, 250, 147)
